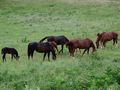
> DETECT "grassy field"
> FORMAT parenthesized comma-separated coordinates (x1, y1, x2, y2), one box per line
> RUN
(0, 0, 120, 90)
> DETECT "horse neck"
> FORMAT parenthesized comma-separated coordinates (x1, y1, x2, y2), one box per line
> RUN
(96, 37, 100, 43)
(15, 51, 18, 56)
(65, 38, 69, 42)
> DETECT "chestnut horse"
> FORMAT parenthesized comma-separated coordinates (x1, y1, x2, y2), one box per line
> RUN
(39, 35, 69, 53)
(28, 41, 58, 61)
(66, 38, 96, 57)
(96, 32, 118, 48)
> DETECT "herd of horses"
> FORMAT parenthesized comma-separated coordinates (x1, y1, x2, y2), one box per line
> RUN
(1, 32, 119, 62)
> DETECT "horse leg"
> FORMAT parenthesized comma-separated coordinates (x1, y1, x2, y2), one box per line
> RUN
(100, 41, 103, 48)
(11, 54, 14, 61)
(113, 39, 116, 46)
(2, 54, 6, 62)
(79, 48, 81, 54)
(51, 50, 56, 60)
(72, 49, 75, 57)
(115, 39, 118, 47)
(48, 52, 50, 61)
(43, 52, 47, 61)
(28, 49, 34, 60)
(82, 49, 87, 56)
(76, 48, 81, 54)
(31, 50, 34, 59)
(61, 45, 64, 53)
(75, 49, 78, 54)
(103, 41, 106, 48)
(70, 48, 75, 57)
(87, 48, 90, 54)
(59, 45, 64, 53)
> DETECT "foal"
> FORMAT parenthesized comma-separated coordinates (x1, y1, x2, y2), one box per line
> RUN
(1, 47, 20, 62)
(96, 32, 118, 48)
(66, 38, 96, 57)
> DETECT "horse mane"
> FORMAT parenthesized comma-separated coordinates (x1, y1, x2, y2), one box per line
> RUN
(62, 35, 69, 42)
(39, 36, 50, 43)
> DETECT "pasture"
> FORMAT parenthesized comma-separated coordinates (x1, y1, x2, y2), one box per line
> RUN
(0, 0, 120, 89)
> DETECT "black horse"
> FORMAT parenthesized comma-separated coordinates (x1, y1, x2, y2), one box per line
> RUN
(1, 47, 20, 62)
(28, 41, 57, 61)
(39, 35, 69, 53)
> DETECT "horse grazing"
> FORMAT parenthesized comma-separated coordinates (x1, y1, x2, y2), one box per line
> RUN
(28, 41, 57, 61)
(1, 47, 20, 62)
(39, 35, 69, 53)
(96, 32, 118, 48)
(66, 38, 96, 57)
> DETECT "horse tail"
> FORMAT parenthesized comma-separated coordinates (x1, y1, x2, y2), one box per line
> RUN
(39, 36, 50, 43)
(27, 42, 37, 59)
(1, 49, 4, 54)
(28, 44, 32, 59)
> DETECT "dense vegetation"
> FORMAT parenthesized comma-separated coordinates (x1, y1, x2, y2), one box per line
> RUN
(0, 0, 120, 90)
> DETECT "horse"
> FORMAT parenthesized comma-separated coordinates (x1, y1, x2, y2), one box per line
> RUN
(96, 32, 118, 48)
(27, 41, 57, 61)
(1, 47, 20, 62)
(66, 38, 96, 57)
(39, 35, 69, 53)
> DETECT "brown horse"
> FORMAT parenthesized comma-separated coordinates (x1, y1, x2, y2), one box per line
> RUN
(66, 38, 96, 57)
(28, 41, 58, 61)
(39, 35, 69, 53)
(96, 32, 118, 48)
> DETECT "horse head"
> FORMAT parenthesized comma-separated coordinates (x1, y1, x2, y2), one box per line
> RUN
(48, 41, 58, 52)
(66, 41, 73, 48)
(16, 55, 20, 60)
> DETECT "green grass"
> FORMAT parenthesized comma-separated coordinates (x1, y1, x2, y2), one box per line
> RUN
(0, 0, 120, 90)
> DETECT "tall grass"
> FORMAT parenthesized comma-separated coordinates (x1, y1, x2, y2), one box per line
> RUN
(0, 0, 120, 89)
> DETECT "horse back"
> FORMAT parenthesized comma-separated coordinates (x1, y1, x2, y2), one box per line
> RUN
(48, 36, 69, 44)
(1, 47, 18, 55)
(101, 32, 117, 41)
(112, 32, 118, 38)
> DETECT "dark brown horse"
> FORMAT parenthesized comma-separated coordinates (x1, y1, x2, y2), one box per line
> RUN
(28, 41, 57, 61)
(1, 47, 20, 62)
(66, 38, 96, 57)
(39, 35, 69, 53)
(96, 32, 118, 48)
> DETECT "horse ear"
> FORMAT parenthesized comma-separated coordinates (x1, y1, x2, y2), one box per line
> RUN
(97, 33, 100, 36)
